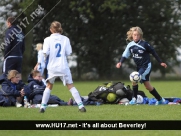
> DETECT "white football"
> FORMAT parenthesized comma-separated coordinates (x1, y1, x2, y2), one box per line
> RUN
(129, 71, 141, 83)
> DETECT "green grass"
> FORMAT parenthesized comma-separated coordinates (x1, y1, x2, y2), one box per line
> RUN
(1, 80, 181, 136)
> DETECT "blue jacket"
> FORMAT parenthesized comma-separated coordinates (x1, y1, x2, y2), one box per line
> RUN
(0, 77, 24, 106)
(27, 74, 46, 100)
(4, 25, 25, 58)
(0, 78, 21, 97)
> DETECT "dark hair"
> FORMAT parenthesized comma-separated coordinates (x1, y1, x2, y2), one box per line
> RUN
(7, 17, 17, 25)
(31, 70, 41, 78)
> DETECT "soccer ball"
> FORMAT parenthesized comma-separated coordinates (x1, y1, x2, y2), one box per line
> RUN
(129, 71, 141, 83)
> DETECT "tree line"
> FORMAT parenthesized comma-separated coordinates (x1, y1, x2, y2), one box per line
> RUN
(0, 0, 181, 80)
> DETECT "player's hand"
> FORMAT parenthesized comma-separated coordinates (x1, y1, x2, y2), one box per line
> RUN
(160, 63, 167, 68)
(116, 62, 122, 68)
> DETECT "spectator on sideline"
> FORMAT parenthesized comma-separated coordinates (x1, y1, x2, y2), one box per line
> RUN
(0, 70, 25, 107)
(3, 17, 25, 75)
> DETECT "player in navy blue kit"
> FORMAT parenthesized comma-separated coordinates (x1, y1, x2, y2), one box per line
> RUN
(116, 26, 167, 105)
(3, 17, 25, 74)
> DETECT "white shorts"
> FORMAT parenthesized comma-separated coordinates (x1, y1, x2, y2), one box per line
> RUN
(46, 72, 73, 86)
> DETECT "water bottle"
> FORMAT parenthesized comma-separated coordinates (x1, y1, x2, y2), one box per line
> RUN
(24, 96, 29, 108)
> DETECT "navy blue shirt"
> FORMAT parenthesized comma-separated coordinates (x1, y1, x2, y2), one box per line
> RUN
(4, 25, 25, 58)
(120, 40, 162, 69)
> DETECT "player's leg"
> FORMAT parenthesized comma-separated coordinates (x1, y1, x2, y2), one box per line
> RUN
(132, 82, 138, 99)
(144, 81, 164, 105)
(129, 67, 149, 105)
(15, 57, 23, 74)
(66, 83, 86, 112)
(3, 57, 22, 74)
(129, 82, 138, 105)
(143, 67, 165, 105)
(4, 58, 12, 74)
(40, 77, 55, 113)
(63, 73, 86, 112)
(129, 68, 145, 105)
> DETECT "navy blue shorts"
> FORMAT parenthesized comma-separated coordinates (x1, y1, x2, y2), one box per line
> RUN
(3, 57, 22, 74)
(137, 63, 152, 83)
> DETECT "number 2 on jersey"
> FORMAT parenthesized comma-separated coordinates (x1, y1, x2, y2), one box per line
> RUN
(55, 43, 61, 57)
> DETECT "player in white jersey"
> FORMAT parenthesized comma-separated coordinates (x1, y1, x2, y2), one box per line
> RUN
(34, 43, 46, 84)
(39, 21, 86, 113)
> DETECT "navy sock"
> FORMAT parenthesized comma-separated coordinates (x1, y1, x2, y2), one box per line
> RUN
(132, 85, 138, 99)
(150, 88, 162, 101)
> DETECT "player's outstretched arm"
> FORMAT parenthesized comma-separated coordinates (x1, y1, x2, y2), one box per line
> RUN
(160, 63, 167, 68)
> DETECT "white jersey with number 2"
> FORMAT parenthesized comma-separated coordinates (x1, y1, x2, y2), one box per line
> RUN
(43, 33, 72, 77)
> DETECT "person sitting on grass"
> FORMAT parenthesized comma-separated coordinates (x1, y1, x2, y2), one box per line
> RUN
(27, 70, 73, 106)
(0, 70, 25, 107)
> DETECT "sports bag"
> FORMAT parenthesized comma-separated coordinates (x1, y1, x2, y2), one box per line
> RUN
(88, 81, 133, 104)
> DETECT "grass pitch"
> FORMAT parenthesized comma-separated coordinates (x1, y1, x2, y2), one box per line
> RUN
(0, 80, 181, 136)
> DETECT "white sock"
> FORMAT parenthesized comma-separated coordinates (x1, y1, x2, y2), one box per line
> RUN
(70, 87, 84, 109)
(41, 88, 51, 106)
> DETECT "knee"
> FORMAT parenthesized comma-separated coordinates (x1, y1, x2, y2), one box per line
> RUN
(67, 84, 74, 90)
(145, 86, 153, 91)
(145, 86, 150, 90)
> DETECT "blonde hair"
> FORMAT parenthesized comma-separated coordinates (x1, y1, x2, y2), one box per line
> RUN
(31, 70, 40, 78)
(126, 26, 144, 41)
(35, 43, 43, 51)
(7, 70, 20, 80)
(50, 21, 63, 34)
